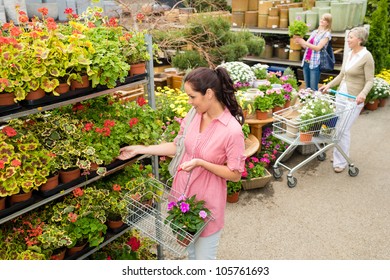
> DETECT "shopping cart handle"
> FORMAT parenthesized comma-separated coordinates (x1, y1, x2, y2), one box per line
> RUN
(329, 89, 356, 100)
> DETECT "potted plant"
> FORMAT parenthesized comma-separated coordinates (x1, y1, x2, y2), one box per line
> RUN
(365, 77, 390, 110)
(164, 194, 211, 247)
(37, 223, 73, 259)
(251, 63, 269, 87)
(253, 93, 273, 120)
(217, 61, 256, 90)
(226, 180, 242, 203)
(241, 156, 272, 190)
(288, 18, 309, 37)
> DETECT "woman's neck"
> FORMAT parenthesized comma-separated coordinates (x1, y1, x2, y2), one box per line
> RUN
(351, 46, 364, 54)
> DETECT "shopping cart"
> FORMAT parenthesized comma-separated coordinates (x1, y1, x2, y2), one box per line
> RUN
(272, 90, 360, 188)
(124, 177, 214, 257)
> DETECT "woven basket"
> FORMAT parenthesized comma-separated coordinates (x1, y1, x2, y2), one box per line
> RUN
(242, 169, 272, 190)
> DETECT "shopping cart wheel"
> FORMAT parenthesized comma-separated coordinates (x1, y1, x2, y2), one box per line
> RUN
(348, 166, 359, 177)
(317, 153, 326, 161)
(273, 167, 283, 179)
(287, 176, 297, 188)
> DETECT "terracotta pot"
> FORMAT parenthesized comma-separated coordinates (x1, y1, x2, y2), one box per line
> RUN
(0, 92, 16, 106)
(177, 233, 193, 247)
(299, 132, 313, 142)
(256, 110, 268, 120)
(66, 242, 87, 256)
(25, 88, 45, 100)
(284, 100, 291, 108)
(71, 75, 89, 90)
(378, 98, 387, 107)
(40, 173, 59, 192)
(59, 168, 81, 184)
(90, 162, 99, 171)
(0, 197, 5, 211)
(54, 83, 70, 94)
(243, 110, 248, 119)
(107, 219, 124, 230)
(227, 191, 240, 203)
(9, 191, 33, 205)
(272, 106, 284, 113)
(50, 248, 66, 260)
(364, 100, 379, 111)
(129, 62, 146, 76)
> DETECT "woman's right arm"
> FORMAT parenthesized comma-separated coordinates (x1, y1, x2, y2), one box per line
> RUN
(117, 142, 176, 160)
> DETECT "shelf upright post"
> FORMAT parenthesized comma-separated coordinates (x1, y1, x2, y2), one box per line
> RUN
(145, 33, 164, 260)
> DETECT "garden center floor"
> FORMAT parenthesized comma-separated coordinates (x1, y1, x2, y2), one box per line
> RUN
(218, 102, 390, 260)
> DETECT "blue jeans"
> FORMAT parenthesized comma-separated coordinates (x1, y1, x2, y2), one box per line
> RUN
(303, 62, 320, 91)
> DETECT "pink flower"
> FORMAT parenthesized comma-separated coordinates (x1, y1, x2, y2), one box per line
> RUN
(180, 202, 190, 213)
(167, 201, 176, 211)
(199, 210, 207, 219)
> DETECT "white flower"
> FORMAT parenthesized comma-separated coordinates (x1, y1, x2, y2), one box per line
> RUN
(218, 62, 256, 84)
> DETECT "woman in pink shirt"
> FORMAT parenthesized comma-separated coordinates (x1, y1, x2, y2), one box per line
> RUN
(118, 67, 246, 259)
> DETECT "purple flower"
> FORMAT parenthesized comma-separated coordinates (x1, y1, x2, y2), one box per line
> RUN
(199, 210, 207, 219)
(178, 195, 186, 201)
(167, 201, 177, 211)
(180, 202, 190, 213)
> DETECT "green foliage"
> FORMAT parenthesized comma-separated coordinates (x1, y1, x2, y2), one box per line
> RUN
(171, 50, 208, 71)
(154, 15, 265, 67)
(184, 0, 229, 12)
(253, 94, 274, 112)
(227, 180, 242, 195)
(288, 20, 309, 37)
(366, 0, 390, 73)
(164, 195, 211, 239)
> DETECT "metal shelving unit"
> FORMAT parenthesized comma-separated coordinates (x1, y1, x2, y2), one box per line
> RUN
(231, 26, 346, 71)
(0, 79, 147, 123)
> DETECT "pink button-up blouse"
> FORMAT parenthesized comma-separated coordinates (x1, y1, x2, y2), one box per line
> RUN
(172, 108, 246, 237)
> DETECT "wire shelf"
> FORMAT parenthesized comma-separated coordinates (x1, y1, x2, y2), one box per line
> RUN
(124, 178, 213, 257)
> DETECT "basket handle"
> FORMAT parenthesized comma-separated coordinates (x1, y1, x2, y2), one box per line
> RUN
(329, 89, 356, 100)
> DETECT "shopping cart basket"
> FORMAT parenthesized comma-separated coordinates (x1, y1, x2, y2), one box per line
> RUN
(124, 177, 214, 257)
(272, 90, 360, 188)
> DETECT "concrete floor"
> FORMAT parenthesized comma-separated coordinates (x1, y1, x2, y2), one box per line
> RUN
(219, 102, 390, 260)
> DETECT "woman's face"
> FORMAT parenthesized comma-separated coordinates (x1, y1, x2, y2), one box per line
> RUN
(319, 17, 329, 28)
(347, 31, 362, 50)
(184, 82, 208, 113)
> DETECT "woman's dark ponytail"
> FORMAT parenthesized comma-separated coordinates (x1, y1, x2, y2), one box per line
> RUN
(184, 67, 244, 125)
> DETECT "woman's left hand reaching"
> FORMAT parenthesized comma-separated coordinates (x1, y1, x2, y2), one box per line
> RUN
(117, 145, 142, 160)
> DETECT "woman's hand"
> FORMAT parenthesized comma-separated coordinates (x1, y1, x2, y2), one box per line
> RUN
(356, 93, 366, 105)
(117, 145, 142, 160)
(179, 159, 200, 172)
(319, 84, 330, 93)
(295, 37, 306, 46)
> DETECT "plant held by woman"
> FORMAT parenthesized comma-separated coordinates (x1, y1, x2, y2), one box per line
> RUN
(164, 195, 211, 242)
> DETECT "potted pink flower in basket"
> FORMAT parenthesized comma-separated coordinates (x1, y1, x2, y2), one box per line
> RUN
(164, 195, 211, 247)
(241, 156, 272, 190)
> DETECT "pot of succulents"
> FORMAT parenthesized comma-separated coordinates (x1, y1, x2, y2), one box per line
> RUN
(226, 180, 242, 203)
(288, 18, 309, 50)
(253, 93, 274, 120)
(164, 195, 211, 247)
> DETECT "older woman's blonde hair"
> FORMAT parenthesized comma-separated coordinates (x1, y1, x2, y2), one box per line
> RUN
(349, 26, 369, 46)
(321, 13, 332, 32)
